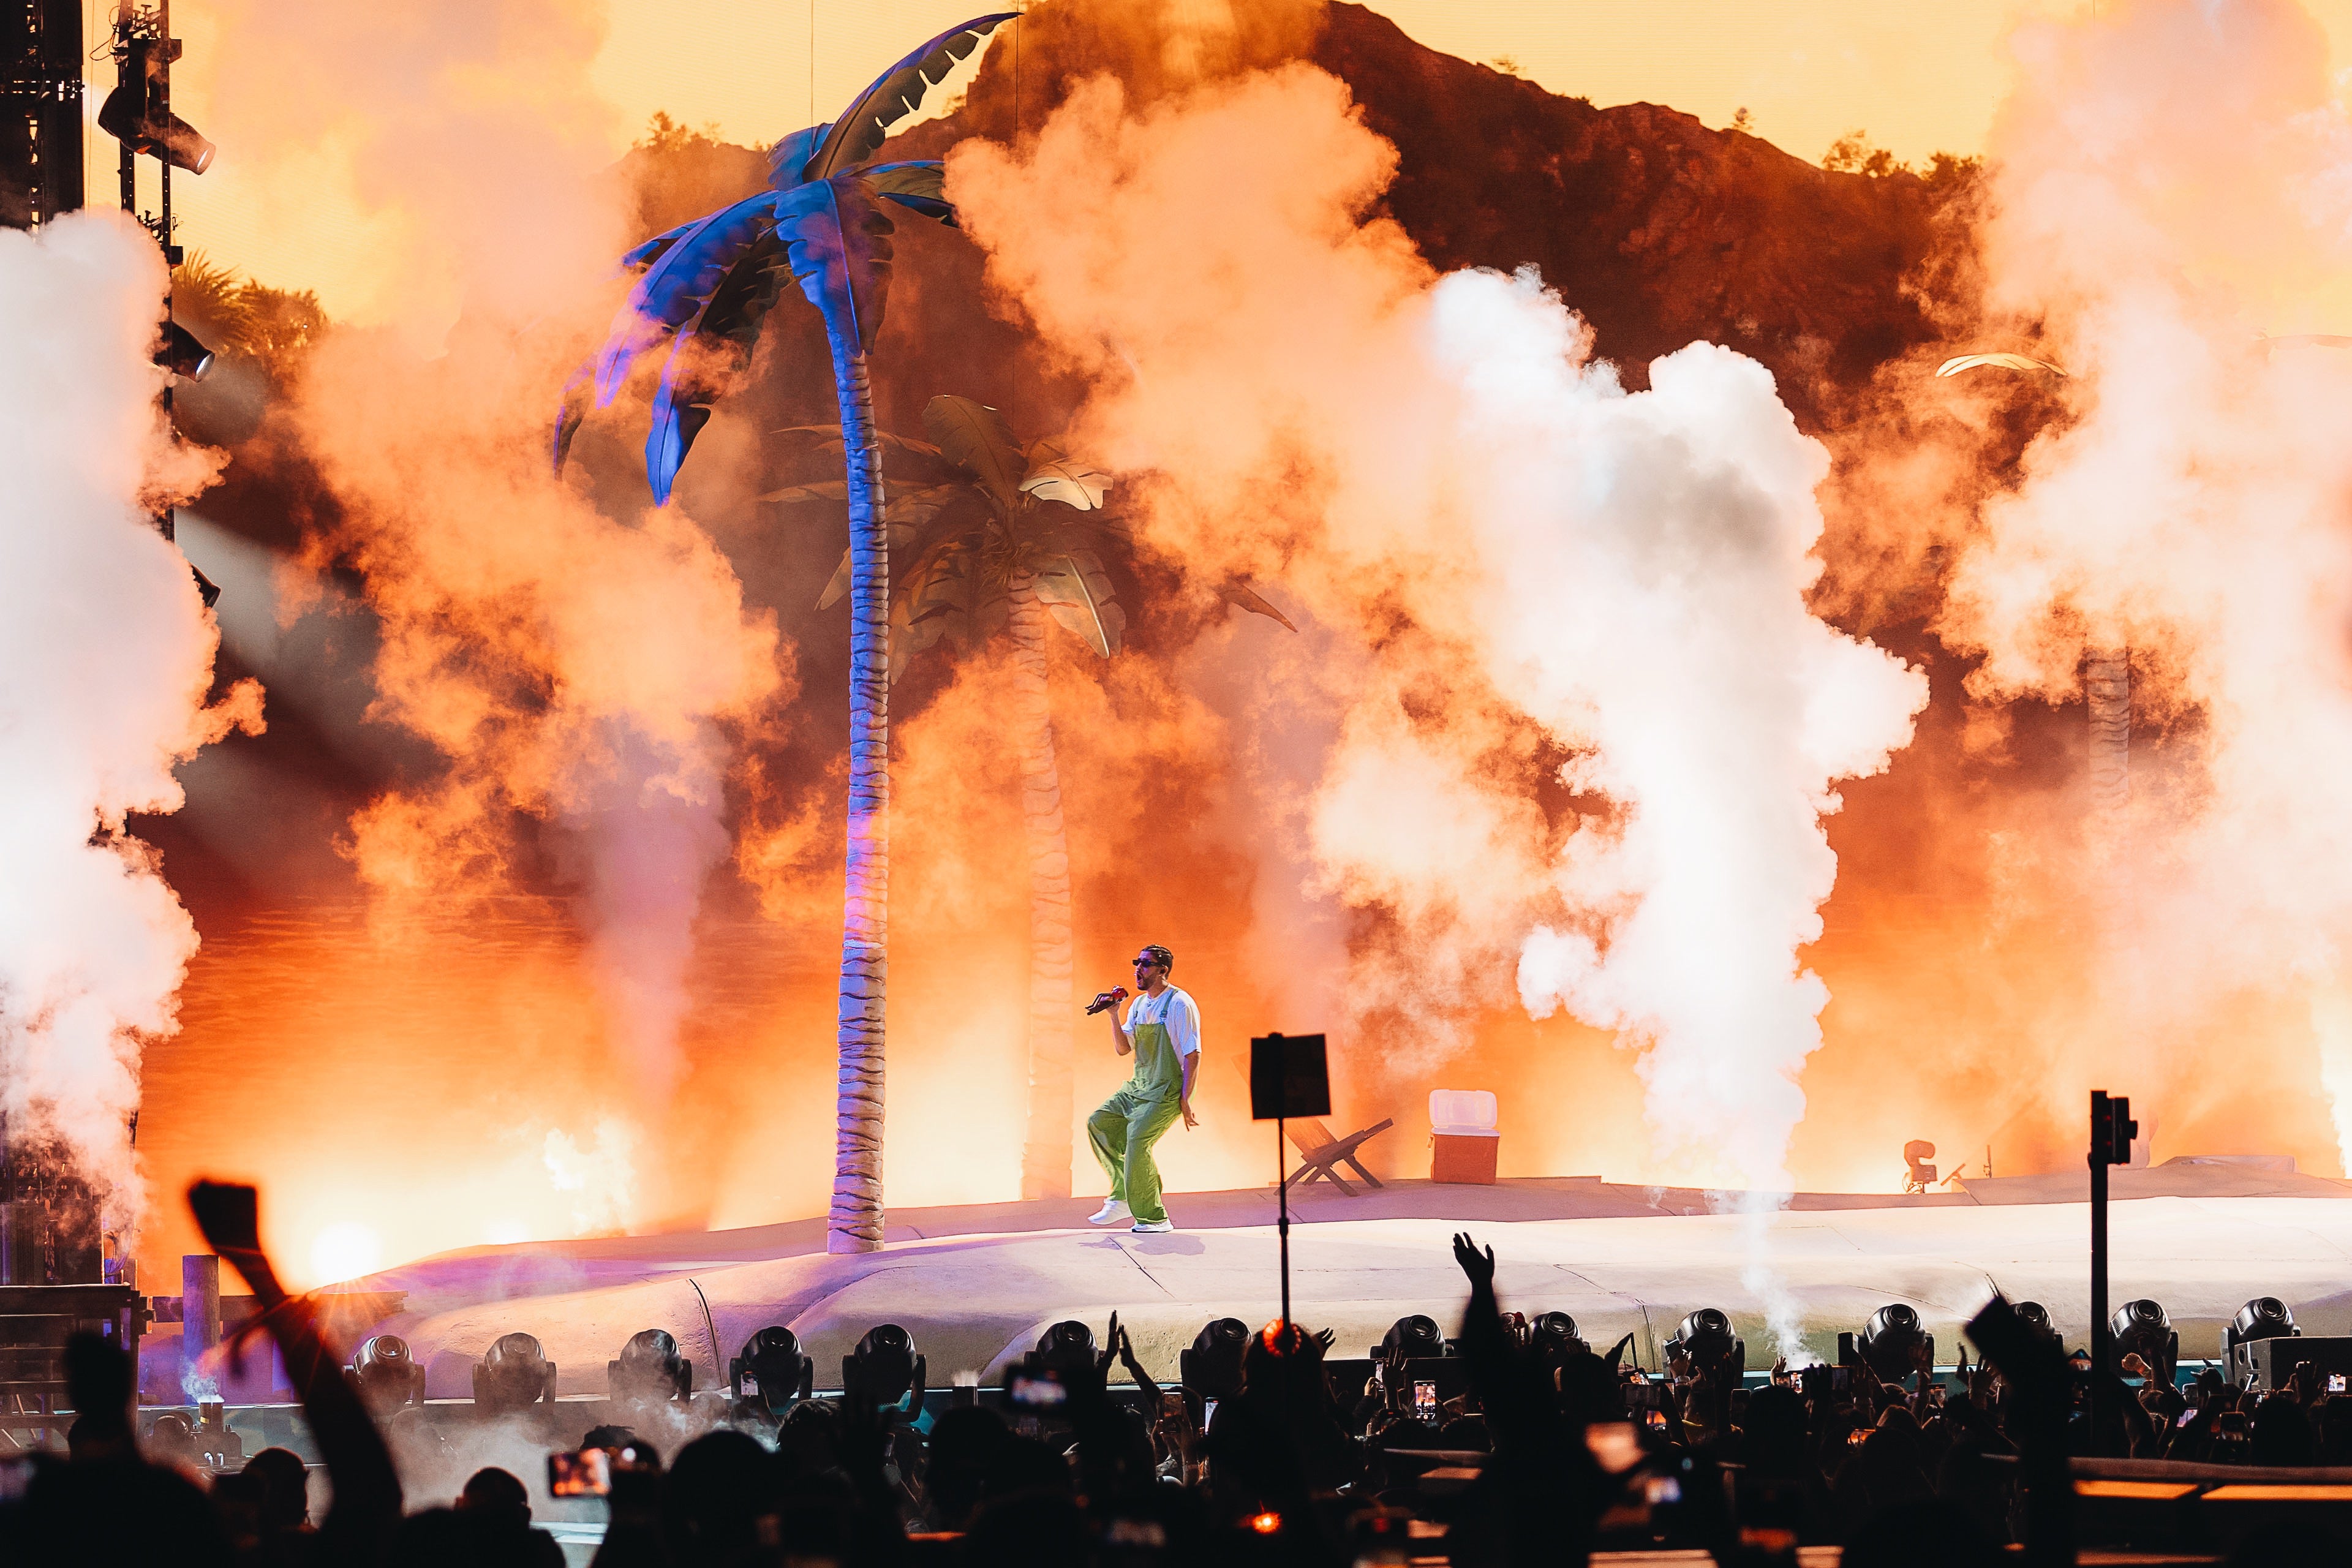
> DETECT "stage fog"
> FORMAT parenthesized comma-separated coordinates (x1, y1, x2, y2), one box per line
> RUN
(45, 0, 2352, 1289)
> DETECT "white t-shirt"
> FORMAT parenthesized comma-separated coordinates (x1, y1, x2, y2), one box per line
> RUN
(1122, 986, 1201, 1059)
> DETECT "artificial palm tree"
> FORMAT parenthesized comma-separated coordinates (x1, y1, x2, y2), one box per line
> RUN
(559, 15, 1016, 1253)
(771, 396, 1295, 1197)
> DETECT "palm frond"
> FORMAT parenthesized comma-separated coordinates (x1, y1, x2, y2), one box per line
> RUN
(646, 230, 802, 502)
(1219, 579, 1299, 632)
(774, 178, 895, 355)
(592, 189, 777, 405)
(923, 395, 1023, 507)
(1019, 454, 1112, 510)
(1033, 551, 1126, 657)
(766, 122, 831, 190)
(1935, 352, 2067, 379)
(805, 15, 1018, 181)
(859, 160, 957, 226)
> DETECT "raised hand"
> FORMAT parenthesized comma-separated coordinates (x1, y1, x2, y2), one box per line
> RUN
(190, 1180, 287, 1307)
(1452, 1231, 1497, 1289)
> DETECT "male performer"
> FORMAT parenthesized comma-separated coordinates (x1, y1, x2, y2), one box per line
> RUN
(1087, 943, 1199, 1234)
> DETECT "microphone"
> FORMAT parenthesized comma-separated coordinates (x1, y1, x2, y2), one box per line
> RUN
(1085, 986, 1130, 1016)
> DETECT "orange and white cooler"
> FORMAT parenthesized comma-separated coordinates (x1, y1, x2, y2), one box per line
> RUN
(1429, 1089, 1499, 1184)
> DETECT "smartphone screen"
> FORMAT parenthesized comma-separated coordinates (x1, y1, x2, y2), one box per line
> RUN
(2331, 1374, 2347, 1395)
(2177, 1408, 2197, 1429)
(1009, 1372, 1068, 1408)
(1584, 1422, 1642, 1474)
(548, 1449, 612, 1498)
(1414, 1379, 1438, 1418)
(1202, 1398, 1218, 1431)
(1643, 1408, 1668, 1431)
(1847, 1427, 1869, 1446)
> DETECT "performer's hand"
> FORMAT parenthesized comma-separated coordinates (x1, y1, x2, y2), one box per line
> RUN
(1181, 1103, 1197, 1130)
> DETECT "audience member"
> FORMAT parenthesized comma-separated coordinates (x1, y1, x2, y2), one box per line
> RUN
(20, 1179, 2352, 1567)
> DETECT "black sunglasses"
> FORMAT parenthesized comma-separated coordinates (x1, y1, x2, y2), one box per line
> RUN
(1132, 958, 1161, 969)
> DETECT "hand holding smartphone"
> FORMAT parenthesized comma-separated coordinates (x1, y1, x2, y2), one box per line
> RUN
(548, 1448, 612, 1498)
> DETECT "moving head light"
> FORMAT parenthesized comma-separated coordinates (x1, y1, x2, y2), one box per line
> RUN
(2228, 1297, 2298, 1352)
(1853, 1303, 1934, 1384)
(472, 1332, 557, 1412)
(1529, 1311, 1588, 1360)
(1378, 1314, 1447, 1360)
(846, 1323, 922, 1406)
(1033, 1319, 1098, 1373)
(609, 1328, 692, 1404)
(1182, 1317, 1248, 1403)
(731, 1326, 813, 1415)
(2109, 1299, 2177, 1381)
(1667, 1307, 1742, 1373)
(346, 1333, 424, 1412)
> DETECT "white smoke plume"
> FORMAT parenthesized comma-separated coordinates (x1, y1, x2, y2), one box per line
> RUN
(0, 209, 261, 1229)
(1942, 0, 2352, 1162)
(951, 69, 1924, 1303)
(543, 1117, 636, 1235)
(1485, 313, 1929, 1196)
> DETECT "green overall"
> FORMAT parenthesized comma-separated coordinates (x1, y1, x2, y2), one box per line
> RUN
(1087, 1001, 1187, 1224)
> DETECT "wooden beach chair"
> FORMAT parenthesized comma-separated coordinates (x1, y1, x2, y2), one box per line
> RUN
(1283, 1117, 1395, 1196)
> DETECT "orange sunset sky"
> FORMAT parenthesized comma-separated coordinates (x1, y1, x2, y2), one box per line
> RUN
(94, 0, 2352, 326)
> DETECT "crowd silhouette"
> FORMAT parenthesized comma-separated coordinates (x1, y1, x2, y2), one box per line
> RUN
(4, 1184, 2345, 1566)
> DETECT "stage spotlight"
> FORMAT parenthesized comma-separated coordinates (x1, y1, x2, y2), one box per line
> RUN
(1181, 1317, 1248, 1404)
(2011, 1301, 2059, 1344)
(1378, 1314, 1447, 1360)
(1033, 1319, 1098, 1374)
(609, 1328, 692, 1405)
(2228, 1297, 2298, 1352)
(471, 1332, 557, 1412)
(1529, 1311, 1588, 1360)
(729, 1326, 812, 1416)
(345, 1333, 424, 1412)
(157, 321, 213, 382)
(1853, 1303, 1934, 1384)
(97, 37, 214, 175)
(2109, 1299, 2177, 1381)
(845, 1323, 922, 1406)
(1667, 1308, 1742, 1373)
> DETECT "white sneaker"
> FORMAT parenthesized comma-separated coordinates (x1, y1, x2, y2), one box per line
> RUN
(1088, 1199, 1131, 1226)
(1129, 1218, 1174, 1234)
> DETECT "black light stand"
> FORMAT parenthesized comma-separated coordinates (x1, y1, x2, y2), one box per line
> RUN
(2089, 1089, 2136, 1454)
(1275, 1115, 1289, 1329)
(1250, 1031, 1330, 1336)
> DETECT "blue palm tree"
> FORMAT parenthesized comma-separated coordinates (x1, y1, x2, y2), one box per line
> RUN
(559, 14, 1017, 1254)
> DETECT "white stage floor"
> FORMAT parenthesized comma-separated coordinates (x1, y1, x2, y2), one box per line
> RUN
(347, 1166, 2352, 1396)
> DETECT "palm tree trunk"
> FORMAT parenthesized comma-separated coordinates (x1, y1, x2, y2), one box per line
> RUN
(1008, 575, 1077, 1199)
(2085, 645, 2130, 911)
(828, 339, 889, 1254)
